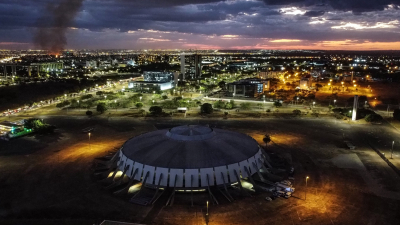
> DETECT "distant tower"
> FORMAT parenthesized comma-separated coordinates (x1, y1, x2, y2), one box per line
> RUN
(352, 95, 358, 121)
(180, 53, 185, 81)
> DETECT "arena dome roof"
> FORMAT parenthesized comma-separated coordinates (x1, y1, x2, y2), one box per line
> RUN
(121, 125, 259, 169)
(117, 125, 265, 188)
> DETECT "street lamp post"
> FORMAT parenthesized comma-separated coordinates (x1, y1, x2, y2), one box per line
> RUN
(77, 100, 80, 111)
(88, 132, 91, 151)
(114, 100, 117, 111)
(305, 176, 309, 200)
(334, 99, 336, 107)
(313, 102, 315, 108)
(140, 96, 142, 102)
(206, 201, 209, 216)
(391, 141, 395, 159)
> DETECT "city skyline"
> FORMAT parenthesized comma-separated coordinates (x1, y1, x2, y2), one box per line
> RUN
(2, 0, 400, 50)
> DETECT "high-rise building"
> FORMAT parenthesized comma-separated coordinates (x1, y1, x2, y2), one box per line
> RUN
(181, 54, 202, 79)
(180, 53, 185, 81)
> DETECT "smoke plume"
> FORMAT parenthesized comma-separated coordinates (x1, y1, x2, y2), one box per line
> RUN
(33, 0, 84, 54)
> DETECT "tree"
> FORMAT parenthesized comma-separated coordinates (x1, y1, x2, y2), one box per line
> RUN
(201, 103, 213, 114)
(263, 134, 271, 146)
(135, 102, 144, 109)
(96, 103, 107, 114)
(149, 106, 163, 115)
(273, 101, 282, 108)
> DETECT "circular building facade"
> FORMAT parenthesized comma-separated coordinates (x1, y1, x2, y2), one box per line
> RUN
(117, 125, 264, 189)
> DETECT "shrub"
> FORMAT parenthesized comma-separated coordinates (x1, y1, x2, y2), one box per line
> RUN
(266, 109, 271, 113)
(86, 111, 93, 116)
(213, 100, 225, 109)
(225, 102, 233, 109)
(240, 102, 251, 110)
(138, 109, 146, 116)
(135, 102, 144, 109)
(273, 101, 282, 108)
(365, 114, 383, 123)
(293, 109, 301, 116)
(162, 95, 168, 100)
(334, 113, 343, 119)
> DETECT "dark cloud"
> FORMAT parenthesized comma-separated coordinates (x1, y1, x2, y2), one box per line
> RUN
(1, 0, 400, 50)
(96, 0, 226, 8)
(304, 10, 325, 17)
(261, 0, 400, 13)
(33, 0, 83, 53)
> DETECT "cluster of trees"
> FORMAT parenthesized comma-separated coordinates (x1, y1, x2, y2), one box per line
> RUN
(161, 97, 199, 109)
(80, 94, 93, 100)
(56, 100, 70, 108)
(24, 118, 55, 134)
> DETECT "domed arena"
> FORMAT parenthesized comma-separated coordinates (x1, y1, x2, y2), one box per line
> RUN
(97, 125, 270, 206)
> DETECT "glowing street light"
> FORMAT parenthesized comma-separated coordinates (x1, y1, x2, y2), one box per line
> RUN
(140, 96, 142, 101)
(104, 95, 107, 99)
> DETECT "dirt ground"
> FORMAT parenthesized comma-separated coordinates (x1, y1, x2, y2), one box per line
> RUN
(1, 116, 400, 225)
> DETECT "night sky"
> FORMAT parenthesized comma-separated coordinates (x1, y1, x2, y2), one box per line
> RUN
(2, 0, 400, 50)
